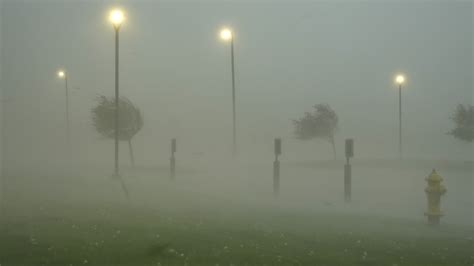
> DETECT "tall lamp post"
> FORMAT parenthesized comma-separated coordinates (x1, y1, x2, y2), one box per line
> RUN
(109, 9, 125, 176)
(395, 74, 405, 160)
(219, 28, 237, 156)
(57, 70, 70, 144)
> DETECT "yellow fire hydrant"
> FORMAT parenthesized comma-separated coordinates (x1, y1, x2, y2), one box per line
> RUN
(424, 169, 447, 225)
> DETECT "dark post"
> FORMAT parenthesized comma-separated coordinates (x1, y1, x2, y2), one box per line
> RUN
(399, 84, 402, 160)
(65, 74, 70, 145)
(230, 37, 236, 156)
(344, 138, 354, 202)
(114, 27, 120, 177)
(170, 139, 176, 179)
(273, 138, 281, 197)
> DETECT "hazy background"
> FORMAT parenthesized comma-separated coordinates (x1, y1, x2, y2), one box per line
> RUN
(0, 0, 472, 172)
(0, 4, 473, 265)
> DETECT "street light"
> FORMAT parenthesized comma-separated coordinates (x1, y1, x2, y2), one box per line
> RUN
(219, 27, 237, 156)
(110, 9, 125, 28)
(57, 70, 70, 144)
(395, 74, 406, 160)
(220, 28, 232, 41)
(57, 70, 65, 78)
(395, 75, 405, 85)
(109, 8, 125, 176)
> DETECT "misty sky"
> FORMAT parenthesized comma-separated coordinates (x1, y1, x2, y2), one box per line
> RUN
(0, 0, 472, 169)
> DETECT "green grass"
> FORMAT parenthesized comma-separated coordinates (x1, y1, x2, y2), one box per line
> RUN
(1, 204, 473, 266)
(1, 161, 472, 266)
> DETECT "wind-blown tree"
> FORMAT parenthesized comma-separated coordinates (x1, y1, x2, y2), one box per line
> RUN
(449, 104, 474, 142)
(92, 95, 144, 167)
(293, 104, 338, 159)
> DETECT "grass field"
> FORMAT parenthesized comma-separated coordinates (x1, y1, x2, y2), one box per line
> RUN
(1, 204, 473, 266)
(0, 160, 473, 265)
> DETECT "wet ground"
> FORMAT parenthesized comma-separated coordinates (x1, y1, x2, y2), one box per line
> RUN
(0, 159, 472, 265)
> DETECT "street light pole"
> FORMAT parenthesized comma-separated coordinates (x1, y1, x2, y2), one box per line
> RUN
(110, 9, 124, 177)
(398, 83, 402, 160)
(220, 28, 237, 156)
(230, 36, 236, 156)
(114, 26, 120, 176)
(57, 70, 70, 145)
(65, 74, 70, 144)
(395, 74, 405, 160)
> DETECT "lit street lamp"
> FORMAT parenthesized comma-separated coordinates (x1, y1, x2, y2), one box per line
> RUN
(110, 9, 125, 176)
(57, 70, 70, 144)
(395, 74, 406, 160)
(219, 27, 237, 156)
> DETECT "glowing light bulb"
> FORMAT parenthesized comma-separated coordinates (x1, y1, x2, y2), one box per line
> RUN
(109, 9, 125, 28)
(220, 28, 233, 41)
(57, 70, 66, 78)
(395, 74, 405, 85)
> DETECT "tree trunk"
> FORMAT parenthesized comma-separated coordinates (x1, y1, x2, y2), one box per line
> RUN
(330, 136, 336, 160)
(128, 139, 135, 168)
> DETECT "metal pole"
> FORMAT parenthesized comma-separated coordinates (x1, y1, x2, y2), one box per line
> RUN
(344, 162, 351, 202)
(65, 75, 70, 145)
(273, 154, 280, 197)
(170, 139, 176, 180)
(399, 84, 402, 160)
(114, 27, 120, 176)
(170, 154, 175, 180)
(344, 138, 354, 202)
(230, 37, 236, 156)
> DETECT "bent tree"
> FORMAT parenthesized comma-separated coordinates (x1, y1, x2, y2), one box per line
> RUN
(449, 104, 474, 142)
(91, 95, 144, 167)
(293, 104, 339, 160)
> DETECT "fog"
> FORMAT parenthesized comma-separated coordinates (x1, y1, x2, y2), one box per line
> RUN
(0, 1, 473, 265)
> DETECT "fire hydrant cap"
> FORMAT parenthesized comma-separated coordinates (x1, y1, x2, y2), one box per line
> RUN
(426, 169, 443, 182)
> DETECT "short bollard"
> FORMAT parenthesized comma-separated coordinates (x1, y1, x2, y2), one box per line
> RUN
(425, 169, 447, 225)
(273, 138, 281, 197)
(170, 139, 176, 179)
(344, 139, 354, 202)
